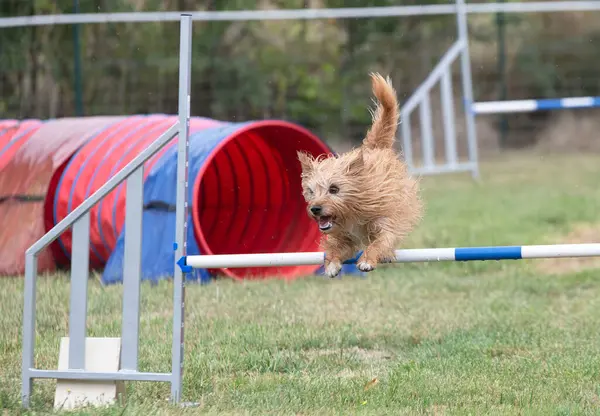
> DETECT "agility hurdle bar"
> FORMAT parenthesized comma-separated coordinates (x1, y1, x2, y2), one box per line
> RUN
(180, 243, 600, 270)
(473, 96, 600, 115)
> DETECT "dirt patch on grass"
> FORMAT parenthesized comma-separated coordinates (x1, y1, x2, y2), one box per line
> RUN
(303, 346, 393, 362)
(536, 223, 600, 275)
(301, 347, 393, 380)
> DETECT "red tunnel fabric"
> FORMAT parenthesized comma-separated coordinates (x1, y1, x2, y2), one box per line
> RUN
(48, 115, 224, 268)
(0, 120, 43, 171)
(0, 117, 124, 276)
(190, 121, 330, 280)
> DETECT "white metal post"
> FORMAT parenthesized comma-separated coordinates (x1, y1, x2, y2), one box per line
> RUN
(456, 0, 480, 179)
(172, 13, 192, 404)
(121, 167, 145, 372)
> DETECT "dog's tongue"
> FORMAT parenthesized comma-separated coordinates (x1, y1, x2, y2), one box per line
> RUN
(318, 216, 332, 227)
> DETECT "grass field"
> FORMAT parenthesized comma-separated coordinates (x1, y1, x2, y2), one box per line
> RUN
(2, 152, 600, 415)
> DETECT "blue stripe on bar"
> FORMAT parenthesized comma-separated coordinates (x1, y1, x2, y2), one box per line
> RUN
(455, 246, 522, 261)
(536, 98, 562, 110)
(537, 97, 600, 110)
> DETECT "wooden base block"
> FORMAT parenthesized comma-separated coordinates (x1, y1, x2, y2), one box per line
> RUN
(54, 337, 126, 410)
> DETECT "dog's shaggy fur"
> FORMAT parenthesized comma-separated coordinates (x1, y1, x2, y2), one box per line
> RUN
(297, 73, 423, 278)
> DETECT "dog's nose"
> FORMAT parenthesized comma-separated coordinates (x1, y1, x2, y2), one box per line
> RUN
(310, 206, 322, 216)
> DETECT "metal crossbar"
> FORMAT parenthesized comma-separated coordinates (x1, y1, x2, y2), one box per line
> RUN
(3, 2, 600, 28)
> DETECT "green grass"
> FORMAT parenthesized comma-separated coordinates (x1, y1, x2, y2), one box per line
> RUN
(3, 152, 600, 415)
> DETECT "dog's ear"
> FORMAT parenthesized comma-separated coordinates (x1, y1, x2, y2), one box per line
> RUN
(297, 151, 314, 175)
(347, 149, 364, 173)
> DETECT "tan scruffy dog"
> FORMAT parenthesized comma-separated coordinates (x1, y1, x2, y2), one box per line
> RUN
(297, 72, 423, 278)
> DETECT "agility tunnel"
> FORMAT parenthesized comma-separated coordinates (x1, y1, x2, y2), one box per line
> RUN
(0, 117, 125, 276)
(0, 114, 361, 281)
(101, 120, 361, 284)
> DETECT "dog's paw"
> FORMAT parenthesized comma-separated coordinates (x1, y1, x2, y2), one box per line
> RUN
(358, 261, 375, 272)
(324, 260, 342, 278)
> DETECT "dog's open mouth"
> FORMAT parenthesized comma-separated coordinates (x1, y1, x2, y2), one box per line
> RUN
(317, 216, 334, 231)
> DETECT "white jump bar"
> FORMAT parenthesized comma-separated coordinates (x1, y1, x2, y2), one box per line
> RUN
(183, 243, 600, 270)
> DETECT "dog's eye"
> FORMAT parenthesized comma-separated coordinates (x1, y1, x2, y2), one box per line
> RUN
(306, 188, 314, 197)
(328, 185, 339, 194)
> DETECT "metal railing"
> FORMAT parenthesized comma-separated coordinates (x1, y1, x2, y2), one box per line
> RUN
(399, 0, 478, 178)
(21, 13, 193, 408)
(3, 1, 600, 28)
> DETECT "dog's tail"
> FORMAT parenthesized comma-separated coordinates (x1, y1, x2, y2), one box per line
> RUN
(362, 73, 399, 150)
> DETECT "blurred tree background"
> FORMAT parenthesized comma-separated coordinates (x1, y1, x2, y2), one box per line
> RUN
(1, 0, 600, 152)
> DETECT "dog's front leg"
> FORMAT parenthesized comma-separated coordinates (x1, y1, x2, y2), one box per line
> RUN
(322, 235, 356, 278)
(357, 230, 397, 272)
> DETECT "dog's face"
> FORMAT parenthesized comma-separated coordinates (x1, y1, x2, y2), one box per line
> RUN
(297, 150, 364, 234)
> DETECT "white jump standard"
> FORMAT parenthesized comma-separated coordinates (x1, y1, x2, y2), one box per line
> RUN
(21, 14, 194, 409)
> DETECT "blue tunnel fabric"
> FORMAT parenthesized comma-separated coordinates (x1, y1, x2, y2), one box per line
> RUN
(101, 124, 237, 285)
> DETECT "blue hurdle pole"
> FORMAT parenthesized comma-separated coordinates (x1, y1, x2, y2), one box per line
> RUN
(180, 243, 600, 270)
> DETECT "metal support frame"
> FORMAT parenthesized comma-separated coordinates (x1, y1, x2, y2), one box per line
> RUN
(399, 37, 478, 177)
(20, 14, 192, 408)
(398, 0, 479, 179)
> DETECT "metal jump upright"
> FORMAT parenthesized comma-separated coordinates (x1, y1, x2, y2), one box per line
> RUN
(399, 0, 479, 178)
(21, 13, 192, 408)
